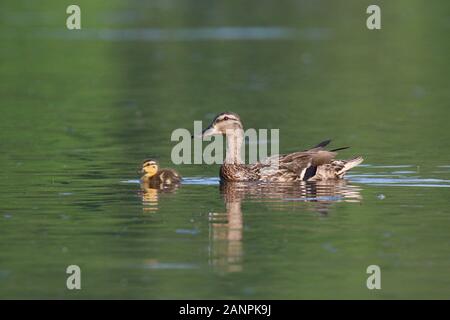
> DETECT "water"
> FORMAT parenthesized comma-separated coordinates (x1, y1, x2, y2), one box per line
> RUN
(1, 0, 449, 299)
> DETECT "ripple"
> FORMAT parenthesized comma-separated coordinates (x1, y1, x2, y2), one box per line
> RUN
(350, 176, 450, 188)
(140, 262, 197, 270)
(121, 179, 140, 184)
(182, 177, 220, 185)
(348, 164, 450, 188)
(359, 164, 414, 168)
(122, 177, 220, 185)
(175, 228, 200, 235)
(124, 166, 450, 188)
(39, 27, 331, 42)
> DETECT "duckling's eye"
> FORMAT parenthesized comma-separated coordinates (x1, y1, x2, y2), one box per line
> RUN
(223, 116, 229, 121)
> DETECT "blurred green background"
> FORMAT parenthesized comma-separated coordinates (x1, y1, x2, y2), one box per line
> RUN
(0, 0, 449, 299)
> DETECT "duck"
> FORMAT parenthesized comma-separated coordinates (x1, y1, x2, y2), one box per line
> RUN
(140, 159, 182, 188)
(199, 112, 363, 182)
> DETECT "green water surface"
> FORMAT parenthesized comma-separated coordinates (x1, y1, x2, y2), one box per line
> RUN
(0, 0, 449, 299)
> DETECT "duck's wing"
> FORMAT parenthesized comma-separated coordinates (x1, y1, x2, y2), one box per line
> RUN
(254, 150, 337, 181)
(158, 169, 182, 183)
(280, 150, 336, 170)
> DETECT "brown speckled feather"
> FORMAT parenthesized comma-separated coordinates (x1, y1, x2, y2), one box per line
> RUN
(220, 147, 363, 182)
(201, 113, 363, 182)
(145, 168, 182, 187)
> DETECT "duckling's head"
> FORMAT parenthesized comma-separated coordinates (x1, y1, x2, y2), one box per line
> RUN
(201, 112, 243, 138)
(141, 159, 159, 177)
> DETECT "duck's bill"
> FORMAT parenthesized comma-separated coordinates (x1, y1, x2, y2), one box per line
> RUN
(201, 125, 221, 138)
(191, 125, 220, 139)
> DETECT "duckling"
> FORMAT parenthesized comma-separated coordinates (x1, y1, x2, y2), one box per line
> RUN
(140, 159, 182, 188)
(199, 112, 363, 182)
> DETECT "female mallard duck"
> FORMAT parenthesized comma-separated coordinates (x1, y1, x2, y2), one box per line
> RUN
(140, 159, 182, 187)
(199, 112, 363, 182)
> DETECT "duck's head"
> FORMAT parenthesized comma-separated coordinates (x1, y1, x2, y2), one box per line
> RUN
(201, 112, 243, 138)
(141, 159, 159, 177)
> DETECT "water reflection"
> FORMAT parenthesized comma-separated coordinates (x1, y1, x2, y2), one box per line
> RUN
(42, 27, 331, 42)
(209, 181, 362, 273)
(140, 183, 180, 212)
(209, 191, 244, 273)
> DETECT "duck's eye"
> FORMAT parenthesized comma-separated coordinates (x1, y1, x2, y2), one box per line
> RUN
(223, 116, 229, 121)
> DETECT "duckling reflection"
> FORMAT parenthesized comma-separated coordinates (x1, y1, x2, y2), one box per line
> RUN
(208, 180, 362, 272)
(140, 186, 158, 212)
(140, 184, 181, 212)
(139, 159, 181, 212)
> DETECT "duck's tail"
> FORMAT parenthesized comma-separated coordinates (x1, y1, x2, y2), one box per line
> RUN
(337, 156, 364, 177)
(330, 146, 350, 152)
(311, 140, 350, 152)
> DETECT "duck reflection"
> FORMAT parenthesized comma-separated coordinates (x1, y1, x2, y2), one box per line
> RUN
(209, 180, 362, 272)
(209, 192, 244, 273)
